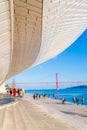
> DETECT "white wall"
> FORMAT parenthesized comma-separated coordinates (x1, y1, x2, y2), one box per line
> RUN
(0, 82, 6, 93)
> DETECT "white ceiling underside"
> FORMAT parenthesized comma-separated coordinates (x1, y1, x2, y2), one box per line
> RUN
(0, 0, 87, 83)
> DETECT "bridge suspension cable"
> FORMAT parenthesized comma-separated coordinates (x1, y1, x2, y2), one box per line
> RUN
(8, 81, 87, 85)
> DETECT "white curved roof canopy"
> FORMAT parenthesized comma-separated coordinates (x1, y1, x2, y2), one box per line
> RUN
(0, 0, 87, 83)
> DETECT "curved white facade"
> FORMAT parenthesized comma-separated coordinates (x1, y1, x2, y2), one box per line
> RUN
(0, 0, 87, 83)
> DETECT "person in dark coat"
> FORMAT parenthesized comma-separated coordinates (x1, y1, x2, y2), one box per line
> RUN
(76, 97, 79, 105)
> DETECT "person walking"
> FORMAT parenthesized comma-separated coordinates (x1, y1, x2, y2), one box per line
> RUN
(72, 97, 75, 104)
(62, 97, 66, 104)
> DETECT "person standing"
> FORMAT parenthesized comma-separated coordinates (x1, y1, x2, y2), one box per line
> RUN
(17, 88, 20, 96)
(80, 96, 84, 105)
(33, 94, 35, 100)
(13, 88, 16, 97)
(10, 88, 12, 96)
(19, 88, 23, 98)
(76, 97, 79, 105)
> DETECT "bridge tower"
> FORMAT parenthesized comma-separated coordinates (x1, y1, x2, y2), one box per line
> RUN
(56, 73, 58, 90)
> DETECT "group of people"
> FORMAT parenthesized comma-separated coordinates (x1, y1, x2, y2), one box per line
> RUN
(62, 96, 84, 105)
(33, 93, 53, 100)
(8, 88, 24, 97)
(33, 93, 41, 100)
(72, 96, 84, 105)
(32, 93, 85, 106)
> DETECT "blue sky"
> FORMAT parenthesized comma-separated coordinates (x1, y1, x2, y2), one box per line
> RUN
(6, 29, 87, 89)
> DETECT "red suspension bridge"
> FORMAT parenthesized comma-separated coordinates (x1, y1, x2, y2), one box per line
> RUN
(8, 73, 87, 89)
